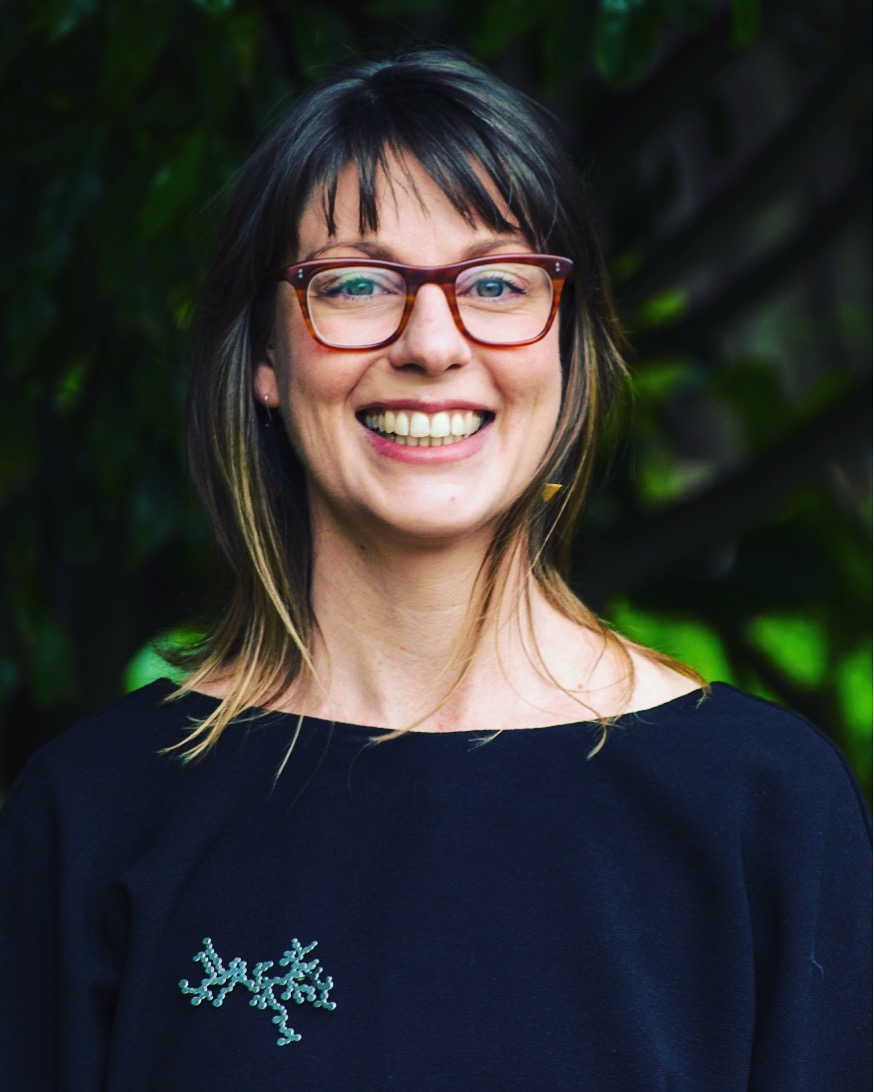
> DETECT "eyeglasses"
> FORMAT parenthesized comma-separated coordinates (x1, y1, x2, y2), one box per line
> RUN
(264, 254, 573, 350)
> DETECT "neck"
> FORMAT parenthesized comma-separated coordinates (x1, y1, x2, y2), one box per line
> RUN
(291, 505, 638, 731)
(302, 514, 511, 727)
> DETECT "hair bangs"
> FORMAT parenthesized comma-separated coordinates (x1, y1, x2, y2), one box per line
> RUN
(288, 79, 558, 254)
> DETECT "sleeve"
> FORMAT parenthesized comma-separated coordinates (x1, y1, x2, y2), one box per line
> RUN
(0, 749, 118, 1091)
(747, 738, 872, 1091)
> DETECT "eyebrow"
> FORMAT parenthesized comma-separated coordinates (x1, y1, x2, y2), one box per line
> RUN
(303, 234, 532, 263)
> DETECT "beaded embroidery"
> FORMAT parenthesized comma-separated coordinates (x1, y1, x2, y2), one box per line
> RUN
(179, 936, 336, 1046)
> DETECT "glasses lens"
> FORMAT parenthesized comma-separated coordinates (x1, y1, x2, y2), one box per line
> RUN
(307, 266, 406, 348)
(455, 262, 553, 345)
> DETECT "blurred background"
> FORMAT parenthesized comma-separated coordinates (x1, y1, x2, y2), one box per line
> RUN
(1, 0, 870, 798)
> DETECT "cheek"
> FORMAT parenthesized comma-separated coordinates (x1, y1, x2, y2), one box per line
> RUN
(518, 339, 563, 420)
(285, 350, 355, 418)
(523, 349, 564, 459)
(281, 346, 369, 468)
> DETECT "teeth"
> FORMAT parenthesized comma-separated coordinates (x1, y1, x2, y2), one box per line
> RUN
(362, 408, 485, 446)
(430, 411, 450, 438)
(409, 411, 430, 438)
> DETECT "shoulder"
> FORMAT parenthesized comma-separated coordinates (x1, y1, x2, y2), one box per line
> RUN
(613, 683, 869, 829)
(1, 681, 208, 825)
(22, 680, 191, 770)
(677, 683, 858, 769)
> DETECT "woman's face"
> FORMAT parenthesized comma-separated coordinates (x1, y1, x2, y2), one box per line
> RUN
(255, 155, 563, 551)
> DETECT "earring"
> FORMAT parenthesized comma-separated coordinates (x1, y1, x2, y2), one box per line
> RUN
(542, 482, 563, 502)
(261, 391, 272, 427)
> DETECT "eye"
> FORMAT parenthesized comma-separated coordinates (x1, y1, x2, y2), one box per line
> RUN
(312, 268, 402, 301)
(473, 276, 516, 298)
(457, 263, 536, 305)
(330, 276, 377, 298)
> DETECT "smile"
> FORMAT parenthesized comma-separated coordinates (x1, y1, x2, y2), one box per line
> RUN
(360, 408, 487, 447)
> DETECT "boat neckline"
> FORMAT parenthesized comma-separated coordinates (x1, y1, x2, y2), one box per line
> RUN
(155, 677, 724, 735)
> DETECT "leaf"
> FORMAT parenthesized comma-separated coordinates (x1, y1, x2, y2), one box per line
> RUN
(710, 357, 792, 453)
(27, 0, 97, 42)
(596, 0, 661, 85)
(468, 0, 557, 59)
(100, 5, 173, 110)
(731, 0, 761, 46)
(227, 9, 263, 86)
(608, 599, 736, 680)
(632, 358, 687, 398)
(125, 627, 200, 691)
(836, 646, 874, 758)
(636, 288, 687, 330)
(53, 355, 92, 415)
(746, 613, 828, 688)
(138, 131, 209, 242)
(191, 0, 235, 14)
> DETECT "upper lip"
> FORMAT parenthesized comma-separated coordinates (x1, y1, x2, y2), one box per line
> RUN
(357, 399, 492, 414)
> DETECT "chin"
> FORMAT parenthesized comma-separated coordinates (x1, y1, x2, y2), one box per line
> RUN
(379, 500, 513, 547)
(340, 493, 476, 538)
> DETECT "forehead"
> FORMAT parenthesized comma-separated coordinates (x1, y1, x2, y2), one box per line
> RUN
(295, 153, 525, 260)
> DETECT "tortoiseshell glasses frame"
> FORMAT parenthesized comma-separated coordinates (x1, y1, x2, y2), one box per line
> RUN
(263, 254, 574, 350)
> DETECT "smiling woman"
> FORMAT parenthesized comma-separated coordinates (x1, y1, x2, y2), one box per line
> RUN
(177, 51, 697, 741)
(0, 48, 869, 1091)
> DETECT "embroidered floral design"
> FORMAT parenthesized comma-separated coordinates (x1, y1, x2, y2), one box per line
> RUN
(179, 936, 336, 1046)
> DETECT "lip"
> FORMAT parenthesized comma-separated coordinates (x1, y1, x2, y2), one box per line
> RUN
(357, 399, 492, 415)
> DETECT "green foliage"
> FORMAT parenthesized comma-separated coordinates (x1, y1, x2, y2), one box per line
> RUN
(1, 0, 869, 797)
(596, 0, 662, 84)
(747, 614, 828, 688)
(836, 648, 874, 779)
(608, 600, 736, 681)
(635, 289, 687, 331)
(125, 627, 200, 691)
(27, 0, 98, 42)
(731, 0, 761, 47)
(596, 0, 720, 84)
(467, 0, 557, 57)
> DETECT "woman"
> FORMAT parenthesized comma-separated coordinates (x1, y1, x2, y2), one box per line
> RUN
(0, 49, 869, 1090)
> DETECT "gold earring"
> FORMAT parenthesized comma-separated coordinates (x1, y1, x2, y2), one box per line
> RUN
(542, 482, 563, 502)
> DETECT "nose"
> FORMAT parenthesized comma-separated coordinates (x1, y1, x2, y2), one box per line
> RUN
(386, 283, 473, 374)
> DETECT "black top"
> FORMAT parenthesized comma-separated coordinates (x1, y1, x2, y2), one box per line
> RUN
(0, 680, 870, 1090)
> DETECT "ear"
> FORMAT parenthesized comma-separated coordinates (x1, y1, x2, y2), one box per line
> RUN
(254, 348, 281, 409)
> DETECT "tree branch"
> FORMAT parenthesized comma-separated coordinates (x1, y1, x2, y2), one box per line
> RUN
(615, 44, 868, 315)
(573, 380, 871, 601)
(632, 175, 869, 360)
